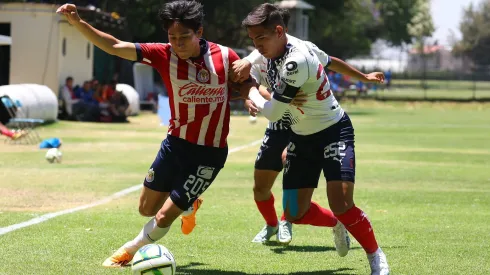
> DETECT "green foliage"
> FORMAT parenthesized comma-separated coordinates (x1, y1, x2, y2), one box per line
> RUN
(6, 0, 420, 57)
(377, 0, 418, 46)
(456, 1, 490, 69)
(305, 1, 380, 58)
(407, 0, 434, 40)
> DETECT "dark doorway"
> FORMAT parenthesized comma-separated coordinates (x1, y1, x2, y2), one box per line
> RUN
(0, 23, 11, 86)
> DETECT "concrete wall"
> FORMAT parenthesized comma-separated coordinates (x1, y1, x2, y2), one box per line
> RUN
(0, 3, 93, 96)
(58, 22, 93, 92)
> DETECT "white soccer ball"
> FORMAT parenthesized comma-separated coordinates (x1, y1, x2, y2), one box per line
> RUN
(249, 115, 257, 124)
(131, 244, 176, 275)
(45, 148, 62, 163)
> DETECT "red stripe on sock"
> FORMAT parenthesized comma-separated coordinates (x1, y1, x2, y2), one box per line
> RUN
(336, 205, 379, 254)
(1, 129, 14, 138)
(292, 201, 338, 227)
(255, 194, 278, 227)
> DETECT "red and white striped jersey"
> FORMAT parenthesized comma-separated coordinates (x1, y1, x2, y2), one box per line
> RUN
(135, 39, 240, 148)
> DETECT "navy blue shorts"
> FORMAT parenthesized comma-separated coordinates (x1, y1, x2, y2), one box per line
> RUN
(144, 135, 228, 210)
(255, 128, 292, 172)
(283, 113, 356, 189)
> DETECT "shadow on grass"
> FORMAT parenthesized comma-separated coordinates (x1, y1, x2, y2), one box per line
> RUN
(263, 243, 363, 254)
(177, 262, 355, 275)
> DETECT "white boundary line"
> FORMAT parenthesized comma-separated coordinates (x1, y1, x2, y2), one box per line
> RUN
(0, 139, 262, 236)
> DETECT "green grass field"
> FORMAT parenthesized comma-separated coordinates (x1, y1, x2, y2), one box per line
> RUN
(1, 101, 489, 275)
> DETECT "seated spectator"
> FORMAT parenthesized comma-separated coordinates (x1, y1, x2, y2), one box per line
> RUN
(109, 88, 130, 122)
(102, 80, 117, 102)
(72, 81, 100, 122)
(78, 81, 98, 105)
(0, 98, 25, 140)
(60, 76, 80, 119)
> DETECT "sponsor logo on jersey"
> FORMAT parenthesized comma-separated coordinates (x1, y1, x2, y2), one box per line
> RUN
(284, 78, 296, 84)
(178, 83, 226, 104)
(197, 165, 215, 180)
(285, 61, 298, 71)
(145, 168, 155, 182)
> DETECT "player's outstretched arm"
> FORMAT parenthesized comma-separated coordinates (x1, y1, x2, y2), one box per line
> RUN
(56, 4, 137, 61)
(329, 57, 385, 84)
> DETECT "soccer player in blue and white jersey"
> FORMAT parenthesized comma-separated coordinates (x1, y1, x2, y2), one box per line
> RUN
(236, 3, 390, 274)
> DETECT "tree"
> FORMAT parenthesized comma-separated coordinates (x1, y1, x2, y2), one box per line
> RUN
(455, 1, 490, 71)
(377, 0, 419, 47)
(304, 0, 381, 59)
(407, 0, 434, 92)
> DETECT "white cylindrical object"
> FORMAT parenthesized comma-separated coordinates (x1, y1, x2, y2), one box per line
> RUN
(116, 83, 140, 116)
(0, 84, 58, 122)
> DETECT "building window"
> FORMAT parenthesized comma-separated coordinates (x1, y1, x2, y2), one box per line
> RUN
(62, 38, 66, 56)
(87, 43, 90, 59)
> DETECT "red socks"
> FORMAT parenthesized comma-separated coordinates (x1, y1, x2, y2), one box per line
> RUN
(336, 205, 379, 254)
(290, 201, 338, 227)
(255, 194, 278, 227)
(0, 129, 14, 138)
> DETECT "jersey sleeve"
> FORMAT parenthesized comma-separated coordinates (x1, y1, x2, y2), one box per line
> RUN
(135, 43, 169, 69)
(228, 48, 240, 65)
(272, 53, 309, 104)
(243, 49, 262, 65)
(305, 41, 331, 67)
(250, 64, 262, 84)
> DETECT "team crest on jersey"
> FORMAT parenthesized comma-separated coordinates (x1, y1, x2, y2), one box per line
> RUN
(146, 168, 155, 183)
(197, 68, 210, 83)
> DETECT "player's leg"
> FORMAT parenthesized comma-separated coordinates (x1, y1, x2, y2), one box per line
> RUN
(280, 140, 339, 245)
(178, 140, 228, 235)
(103, 139, 177, 267)
(138, 186, 170, 217)
(324, 114, 389, 273)
(0, 122, 23, 140)
(252, 128, 291, 243)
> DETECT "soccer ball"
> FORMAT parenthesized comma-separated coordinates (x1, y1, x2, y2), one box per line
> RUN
(131, 244, 176, 275)
(45, 148, 62, 163)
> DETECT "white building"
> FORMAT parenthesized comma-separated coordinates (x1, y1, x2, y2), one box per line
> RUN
(407, 44, 472, 73)
(0, 2, 93, 95)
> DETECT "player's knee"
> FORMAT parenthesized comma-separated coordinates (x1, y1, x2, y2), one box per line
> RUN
(283, 210, 306, 222)
(329, 201, 354, 215)
(253, 183, 270, 195)
(139, 205, 158, 217)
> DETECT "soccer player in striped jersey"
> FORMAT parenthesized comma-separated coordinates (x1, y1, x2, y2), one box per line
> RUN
(236, 4, 389, 274)
(57, 1, 241, 267)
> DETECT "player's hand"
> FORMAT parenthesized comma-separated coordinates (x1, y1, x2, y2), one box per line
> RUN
(364, 72, 385, 84)
(244, 99, 259, 117)
(231, 59, 252, 83)
(291, 90, 307, 107)
(56, 4, 81, 25)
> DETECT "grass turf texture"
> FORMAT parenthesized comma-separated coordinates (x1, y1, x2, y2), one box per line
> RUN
(0, 101, 489, 274)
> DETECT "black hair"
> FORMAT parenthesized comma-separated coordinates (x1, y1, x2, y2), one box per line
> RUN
(158, 0, 204, 32)
(279, 8, 290, 28)
(242, 3, 285, 30)
(66, 76, 73, 82)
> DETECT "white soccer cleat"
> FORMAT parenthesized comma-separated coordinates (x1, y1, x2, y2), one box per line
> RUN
(252, 224, 278, 243)
(277, 220, 293, 245)
(367, 248, 390, 275)
(332, 221, 350, 257)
